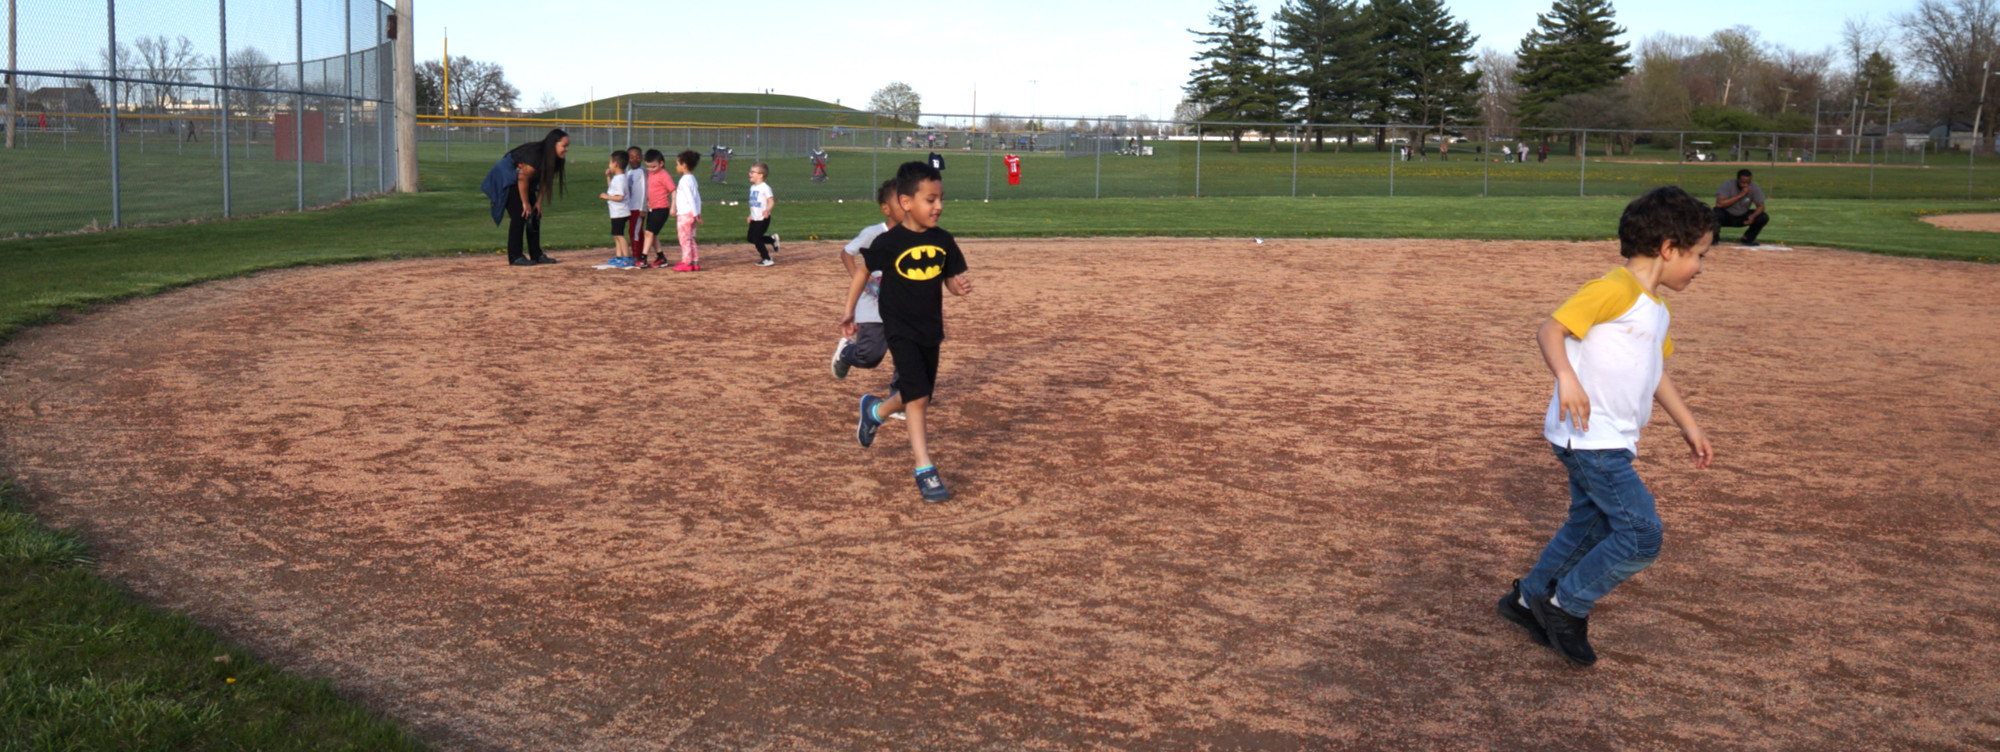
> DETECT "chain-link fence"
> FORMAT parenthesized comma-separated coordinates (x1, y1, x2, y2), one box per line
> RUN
(419, 103, 2000, 206)
(1, 0, 397, 238)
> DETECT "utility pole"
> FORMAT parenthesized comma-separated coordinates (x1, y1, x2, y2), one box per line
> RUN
(392, 0, 416, 193)
(1974, 59, 1993, 156)
(1811, 98, 1820, 158)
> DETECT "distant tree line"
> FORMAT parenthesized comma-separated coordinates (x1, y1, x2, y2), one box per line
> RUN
(1184, 0, 2000, 153)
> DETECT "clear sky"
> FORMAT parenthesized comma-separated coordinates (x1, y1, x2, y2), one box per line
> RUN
(408, 0, 1891, 119)
(7, 0, 1896, 117)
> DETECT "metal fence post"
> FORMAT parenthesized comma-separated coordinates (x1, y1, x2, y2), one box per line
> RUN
(220, 0, 230, 217)
(1972, 133, 1980, 200)
(1578, 129, 1586, 197)
(754, 107, 761, 160)
(295, 0, 304, 211)
(1290, 124, 1299, 197)
(107, 0, 120, 227)
(1481, 125, 1489, 197)
(1869, 136, 1876, 199)
(1094, 124, 1101, 199)
(1677, 131, 1684, 187)
(1194, 122, 1202, 197)
(344, 0, 353, 199)
(1388, 127, 1395, 197)
(984, 128, 991, 201)
(871, 113, 877, 192)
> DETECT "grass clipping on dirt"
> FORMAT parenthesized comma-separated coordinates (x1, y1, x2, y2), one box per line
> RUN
(0, 483, 427, 751)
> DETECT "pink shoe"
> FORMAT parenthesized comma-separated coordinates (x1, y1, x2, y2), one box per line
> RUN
(672, 263, 694, 272)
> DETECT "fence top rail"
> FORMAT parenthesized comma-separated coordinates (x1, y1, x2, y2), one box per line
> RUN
(0, 68, 390, 105)
(609, 103, 1872, 140)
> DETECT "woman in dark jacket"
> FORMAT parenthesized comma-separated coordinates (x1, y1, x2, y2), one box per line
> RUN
(483, 128, 569, 265)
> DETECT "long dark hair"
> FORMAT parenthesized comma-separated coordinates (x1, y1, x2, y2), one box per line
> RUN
(508, 128, 567, 199)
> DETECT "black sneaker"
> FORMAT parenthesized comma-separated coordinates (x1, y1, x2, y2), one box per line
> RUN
(1738, 239, 1760, 247)
(771, 234, 781, 254)
(509, 257, 537, 267)
(1497, 579, 1549, 647)
(1530, 581, 1597, 666)
(915, 466, 951, 503)
(533, 255, 560, 264)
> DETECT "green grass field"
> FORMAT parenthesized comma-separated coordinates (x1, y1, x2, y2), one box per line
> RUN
(1, 145, 1996, 748)
(6, 128, 1996, 237)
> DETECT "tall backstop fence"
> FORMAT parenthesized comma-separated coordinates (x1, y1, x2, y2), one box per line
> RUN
(419, 103, 2000, 207)
(1, 0, 398, 237)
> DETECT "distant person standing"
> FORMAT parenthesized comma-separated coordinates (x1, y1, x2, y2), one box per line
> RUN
(1714, 169, 1770, 246)
(482, 128, 569, 266)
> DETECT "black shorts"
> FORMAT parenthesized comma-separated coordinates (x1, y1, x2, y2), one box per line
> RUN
(887, 336, 941, 402)
(611, 216, 629, 236)
(646, 208, 673, 234)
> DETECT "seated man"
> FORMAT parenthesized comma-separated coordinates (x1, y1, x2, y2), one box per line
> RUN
(1715, 169, 1770, 246)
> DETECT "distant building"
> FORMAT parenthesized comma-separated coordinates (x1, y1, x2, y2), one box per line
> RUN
(23, 86, 101, 112)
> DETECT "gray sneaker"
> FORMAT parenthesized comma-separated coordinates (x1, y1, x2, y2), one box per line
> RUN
(831, 338, 852, 379)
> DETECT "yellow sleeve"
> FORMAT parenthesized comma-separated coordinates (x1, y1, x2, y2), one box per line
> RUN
(1550, 276, 1641, 340)
(1663, 335, 1674, 359)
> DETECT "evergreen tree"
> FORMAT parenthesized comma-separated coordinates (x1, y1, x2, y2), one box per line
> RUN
(1186, 0, 1280, 152)
(1857, 50, 1899, 107)
(1514, 0, 1631, 131)
(1274, 0, 1377, 150)
(1378, 0, 1481, 152)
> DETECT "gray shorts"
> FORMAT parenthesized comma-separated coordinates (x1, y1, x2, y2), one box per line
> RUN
(841, 322, 887, 368)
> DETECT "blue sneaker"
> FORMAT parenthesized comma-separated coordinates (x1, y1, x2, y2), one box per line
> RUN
(857, 394, 884, 447)
(915, 466, 951, 503)
(606, 257, 624, 266)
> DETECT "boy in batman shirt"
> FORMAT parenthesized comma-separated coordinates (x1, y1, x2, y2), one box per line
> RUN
(843, 161, 972, 502)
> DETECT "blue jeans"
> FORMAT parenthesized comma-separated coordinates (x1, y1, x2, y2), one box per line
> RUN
(1520, 444, 1662, 618)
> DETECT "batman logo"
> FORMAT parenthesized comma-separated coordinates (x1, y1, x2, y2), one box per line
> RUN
(895, 245, 947, 281)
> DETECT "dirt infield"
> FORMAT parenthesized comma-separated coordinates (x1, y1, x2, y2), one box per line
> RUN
(1921, 212, 2000, 232)
(3, 238, 1998, 750)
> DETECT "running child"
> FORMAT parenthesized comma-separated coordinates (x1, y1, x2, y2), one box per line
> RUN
(1497, 185, 1717, 667)
(672, 149, 704, 272)
(847, 161, 972, 503)
(642, 149, 674, 267)
(746, 162, 779, 267)
(598, 150, 632, 266)
(624, 146, 647, 267)
(833, 179, 905, 419)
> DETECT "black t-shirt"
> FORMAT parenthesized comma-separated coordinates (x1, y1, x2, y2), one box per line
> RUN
(862, 225, 967, 345)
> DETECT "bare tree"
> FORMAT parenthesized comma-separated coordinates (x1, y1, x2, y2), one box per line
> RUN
(1842, 15, 1892, 81)
(1897, 0, 2000, 132)
(1706, 26, 1766, 108)
(229, 46, 282, 142)
(90, 43, 138, 112)
(1630, 32, 1696, 125)
(448, 57, 519, 116)
(868, 82, 922, 123)
(1475, 47, 1521, 133)
(537, 92, 561, 114)
(134, 34, 209, 117)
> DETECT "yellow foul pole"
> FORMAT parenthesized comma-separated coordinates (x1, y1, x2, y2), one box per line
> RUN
(442, 32, 449, 117)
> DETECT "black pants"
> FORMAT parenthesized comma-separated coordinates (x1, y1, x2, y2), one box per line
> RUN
(1714, 208, 1769, 243)
(747, 218, 774, 261)
(504, 188, 545, 263)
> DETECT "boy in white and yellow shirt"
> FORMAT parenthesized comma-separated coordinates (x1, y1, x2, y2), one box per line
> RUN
(1498, 186, 1718, 667)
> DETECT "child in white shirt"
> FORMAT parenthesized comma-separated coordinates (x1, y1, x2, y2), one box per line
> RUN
(598, 151, 631, 266)
(671, 150, 704, 272)
(747, 162, 778, 267)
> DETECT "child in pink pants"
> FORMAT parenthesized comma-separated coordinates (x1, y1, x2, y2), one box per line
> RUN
(672, 150, 704, 272)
